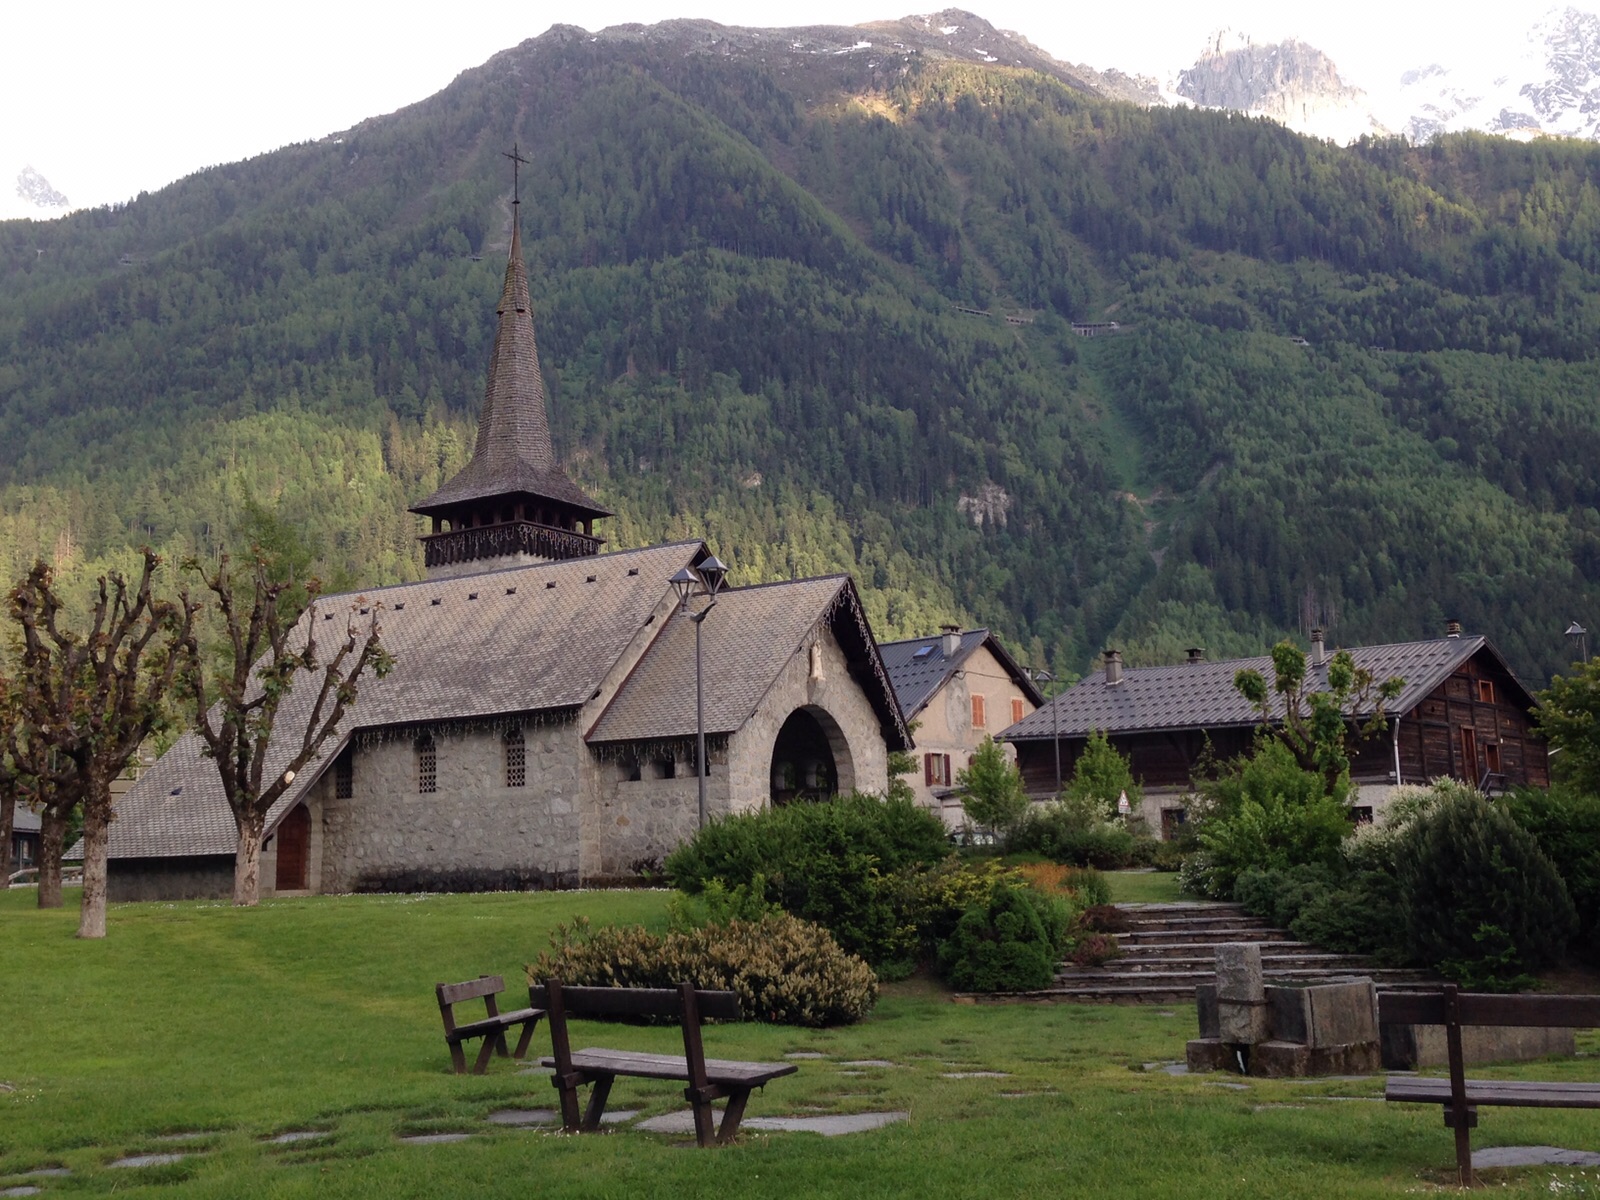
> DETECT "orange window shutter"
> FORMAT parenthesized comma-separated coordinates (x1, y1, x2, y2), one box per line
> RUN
(972, 695, 986, 728)
(1011, 698, 1025, 725)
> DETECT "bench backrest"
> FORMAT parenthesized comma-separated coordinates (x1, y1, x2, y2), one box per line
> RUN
(1380, 987, 1600, 1030)
(436, 975, 505, 1034)
(527, 983, 741, 1022)
(530, 979, 741, 1094)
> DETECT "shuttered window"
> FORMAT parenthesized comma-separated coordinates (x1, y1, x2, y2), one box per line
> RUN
(924, 753, 953, 786)
(416, 734, 437, 794)
(1011, 698, 1025, 725)
(971, 695, 986, 729)
(505, 729, 526, 788)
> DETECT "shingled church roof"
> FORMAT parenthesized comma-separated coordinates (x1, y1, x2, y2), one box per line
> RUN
(587, 576, 910, 749)
(410, 218, 608, 520)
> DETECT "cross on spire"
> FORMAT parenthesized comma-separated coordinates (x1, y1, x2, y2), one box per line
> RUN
(503, 143, 530, 205)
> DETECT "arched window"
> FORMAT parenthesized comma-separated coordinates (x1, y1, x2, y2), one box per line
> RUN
(416, 734, 437, 794)
(505, 728, 526, 788)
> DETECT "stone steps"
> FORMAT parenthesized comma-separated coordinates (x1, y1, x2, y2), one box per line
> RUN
(1041, 900, 1438, 1005)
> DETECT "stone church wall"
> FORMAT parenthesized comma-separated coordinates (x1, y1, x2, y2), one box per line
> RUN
(585, 751, 730, 878)
(319, 721, 583, 892)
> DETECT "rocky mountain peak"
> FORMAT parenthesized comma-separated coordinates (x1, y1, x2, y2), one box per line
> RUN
(15, 166, 68, 212)
(1173, 33, 1387, 142)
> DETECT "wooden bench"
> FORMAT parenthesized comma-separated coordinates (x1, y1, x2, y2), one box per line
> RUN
(529, 979, 797, 1147)
(1379, 985, 1600, 1185)
(435, 975, 545, 1075)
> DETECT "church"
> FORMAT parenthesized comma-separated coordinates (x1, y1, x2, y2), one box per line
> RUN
(97, 191, 911, 901)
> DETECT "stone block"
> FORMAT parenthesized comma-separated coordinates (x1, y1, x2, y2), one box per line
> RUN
(1185, 1038, 1231, 1073)
(1196, 983, 1219, 1039)
(1216, 943, 1264, 1002)
(1382, 1022, 1578, 1071)
(1218, 1000, 1270, 1045)
(1267, 980, 1377, 1049)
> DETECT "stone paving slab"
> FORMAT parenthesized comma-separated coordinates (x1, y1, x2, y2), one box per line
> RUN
(839, 1060, 897, 1068)
(266, 1131, 330, 1144)
(784, 1052, 827, 1060)
(483, 1108, 636, 1127)
(398, 1133, 472, 1145)
(1, 1187, 42, 1197)
(1473, 1146, 1600, 1169)
(109, 1154, 187, 1168)
(13, 1171, 67, 1179)
(637, 1110, 908, 1137)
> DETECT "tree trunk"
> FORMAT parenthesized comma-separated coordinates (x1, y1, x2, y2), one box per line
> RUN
(0, 794, 13, 883)
(77, 800, 109, 939)
(234, 814, 264, 907)
(36, 807, 65, 909)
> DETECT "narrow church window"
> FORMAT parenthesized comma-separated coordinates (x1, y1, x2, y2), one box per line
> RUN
(622, 759, 642, 782)
(417, 735, 437, 794)
(335, 750, 353, 800)
(656, 757, 677, 780)
(505, 728, 526, 788)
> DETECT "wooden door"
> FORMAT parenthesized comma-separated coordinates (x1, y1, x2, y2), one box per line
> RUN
(1459, 728, 1478, 784)
(274, 805, 310, 891)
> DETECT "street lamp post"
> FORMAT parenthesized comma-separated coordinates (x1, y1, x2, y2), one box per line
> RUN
(671, 555, 729, 829)
(1567, 621, 1590, 665)
(1029, 667, 1062, 796)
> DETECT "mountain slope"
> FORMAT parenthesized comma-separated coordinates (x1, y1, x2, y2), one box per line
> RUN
(4, 19, 1600, 685)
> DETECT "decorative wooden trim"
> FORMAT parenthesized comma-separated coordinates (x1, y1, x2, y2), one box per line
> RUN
(421, 521, 603, 567)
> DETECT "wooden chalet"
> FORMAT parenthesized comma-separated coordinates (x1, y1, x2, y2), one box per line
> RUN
(999, 626, 1548, 835)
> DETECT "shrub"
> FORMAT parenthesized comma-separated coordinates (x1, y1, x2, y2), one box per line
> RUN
(1504, 785, 1600, 964)
(1068, 933, 1123, 967)
(895, 858, 1029, 953)
(1059, 730, 1143, 822)
(527, 913, 878, 1026)
(1012, 861, 1110, 907)
(1290, 871, 1407, 964)
(936, 884, 1059, 992)
(1191, 741, 1351, 899)
(1395, 784, 1576, 990)
(664, 793, 949, 966)
(1079, 904, 1131, 934)
(1010, 805, 1137, 868)
(666, 873, 780, 932)
(1233, 863, 1340, 929)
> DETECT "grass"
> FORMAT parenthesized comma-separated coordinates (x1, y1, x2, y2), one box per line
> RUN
(1105, 870, 1184, 904)
(3, 886, 1599, 1197)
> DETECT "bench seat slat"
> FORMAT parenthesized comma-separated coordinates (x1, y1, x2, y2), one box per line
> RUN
(1387, 1077, 1600, 1109)
(540, 1048, 797, 1086)
(446, 1007, 543, 1042)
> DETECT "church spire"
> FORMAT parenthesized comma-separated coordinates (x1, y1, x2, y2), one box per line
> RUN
(410, 148, 609, 578)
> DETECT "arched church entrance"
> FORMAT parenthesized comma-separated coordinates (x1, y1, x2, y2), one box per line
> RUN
(769, 706, 856, 805)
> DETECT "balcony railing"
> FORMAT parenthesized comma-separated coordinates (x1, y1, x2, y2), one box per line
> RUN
(422, 521, 603, 568)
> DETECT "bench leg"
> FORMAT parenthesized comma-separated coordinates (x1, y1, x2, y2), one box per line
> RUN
(581, 1075, 615, 1133)
(447, 1040, 468, 1075)
(1447, 1107, 1475, 1187)
(510, 1018, 539, 1063)
(552, 1074, 584, 1133)
(472, 1035, 498, 1075)
(716, 1089, 751, 1145)
(687, 1092, 717, 1149)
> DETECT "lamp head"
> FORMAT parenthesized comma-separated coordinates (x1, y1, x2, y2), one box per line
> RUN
(696, 554, 729, 597)
(669, 566, 698, 611)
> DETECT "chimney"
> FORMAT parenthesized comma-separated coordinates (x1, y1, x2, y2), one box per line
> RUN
(941, 624, 961, 657)
(1445, 619, 1462, 639)
(1103, 649, 1123, 685)
(1186, 647, 1206, 665)
(1310, 627, 1326, 667)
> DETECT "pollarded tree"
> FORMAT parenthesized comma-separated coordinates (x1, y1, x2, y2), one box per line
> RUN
(178, 554, 393, 907)
(4, 552, 196, 936)
(1233, 641, 1403, 796)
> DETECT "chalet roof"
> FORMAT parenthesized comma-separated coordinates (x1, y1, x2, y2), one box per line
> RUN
(86, 541, 703, 859)
(12, 804, 40, 834)
(1001, 635, 1531, 742)
(411, 217, 609, 520)
(878, 628, 1043, 720)
(587, 576, 910, 751)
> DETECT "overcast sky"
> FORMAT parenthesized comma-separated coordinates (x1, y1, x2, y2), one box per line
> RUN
(0, 0, 1546, 218)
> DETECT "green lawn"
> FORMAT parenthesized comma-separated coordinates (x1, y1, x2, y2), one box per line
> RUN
(3, 887, 1598, 1197)
(1105, 870, 1184, 904)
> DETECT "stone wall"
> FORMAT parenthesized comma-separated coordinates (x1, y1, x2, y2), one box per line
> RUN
(585, 749, 730, 878)
(108, 856, 233, 902)
(725, 623, 890, 813)
(318, 720, 583, 892)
